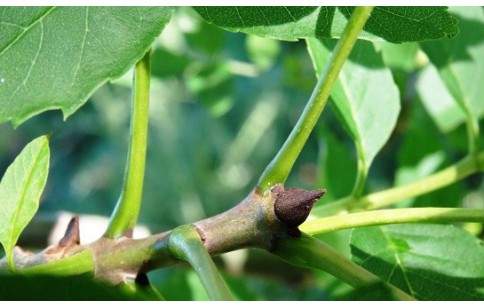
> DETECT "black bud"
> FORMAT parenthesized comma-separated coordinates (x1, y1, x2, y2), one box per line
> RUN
(273, 185, 325, 228)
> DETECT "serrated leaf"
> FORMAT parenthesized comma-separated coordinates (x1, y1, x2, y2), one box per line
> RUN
(307, 38, 400, 175)
(0, 7, 173, 127)
(194, 7, 457, 43)
(351, 224, 484, 300)
(420, 7, 484, 122)
(0, 136, 49, 268)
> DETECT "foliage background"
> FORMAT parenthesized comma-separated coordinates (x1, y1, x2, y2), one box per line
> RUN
(0, 7, 483, 300)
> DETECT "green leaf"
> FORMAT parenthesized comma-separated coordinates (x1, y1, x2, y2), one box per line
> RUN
(417, 64, 467, 133)
(246, 34, 280, 72)
(0, 135, 49, 270)
(394, 101, 446, 208)
(420, 7, 484, 122)
(316, 126, 356, 201)
(351, 224, 484, 300)
(0, 7, 173, 126)
(194, 7, 457, 43)
(308, 38, 400, 191)
(375, 42, 419, 71)
(341, 7, 458, 43)
(394, 101, 464, 208)
(336, 281, 399, 300)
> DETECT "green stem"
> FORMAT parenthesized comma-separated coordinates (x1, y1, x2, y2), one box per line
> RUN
(466, 115, 480, 156)
(168, 225, 234, 301)
(7, 252, 15, 273)
(105, 50, 152, 238)
(301, 208, 484, 235)
(312, 152, 484, 216)
(257, 6, 374, 192)
(351, 141, 368, 198)
(19, 250, 94, 276)
(440, 68, 480, 156)
(273, 233, 415, 300)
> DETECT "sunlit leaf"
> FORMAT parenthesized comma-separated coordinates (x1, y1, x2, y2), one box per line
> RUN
(0, 7, 173, 126)
(351, 224, 484, 300)
(0, 136, 49, 269)
(375, 42, 419, 71)
(416, 64, 467, 133)
(307, 38, 400, 175)
(420, 7, 484, 122)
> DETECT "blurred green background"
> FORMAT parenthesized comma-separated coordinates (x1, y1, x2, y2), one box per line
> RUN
(0, 7, 483, 300)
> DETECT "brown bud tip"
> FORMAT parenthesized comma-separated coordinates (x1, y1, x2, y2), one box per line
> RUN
(58, 216, 80, 247)
(273, 186, 325, 227)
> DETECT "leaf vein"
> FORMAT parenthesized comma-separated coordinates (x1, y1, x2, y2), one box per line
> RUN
(69, 7, 90, 91)
(0, 6, 57, 56)
(8, 21, 45, 104)
(234, 7, 245, 27)
(283, 6, 297, 22)
(257, 8, 271, 25)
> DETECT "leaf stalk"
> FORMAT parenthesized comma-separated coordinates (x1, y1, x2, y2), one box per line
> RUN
(302, 208, 484, 235)
(257, 6, 374, 192)
(105, 50, 152, 238)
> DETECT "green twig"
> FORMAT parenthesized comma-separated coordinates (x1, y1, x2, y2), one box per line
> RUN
(168, 225, 234, 301)
(273, 233, 415, 300)
(312, 152, 484, 216)
(105, 50, 152, 238)
(351, 141, 368, 198)
(466, 114, 480, 156)
(301, 208, 484, 235)
(7, 252, 15, 273)
(19, 250, 94, 276)
(257, 7, 374, 192)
